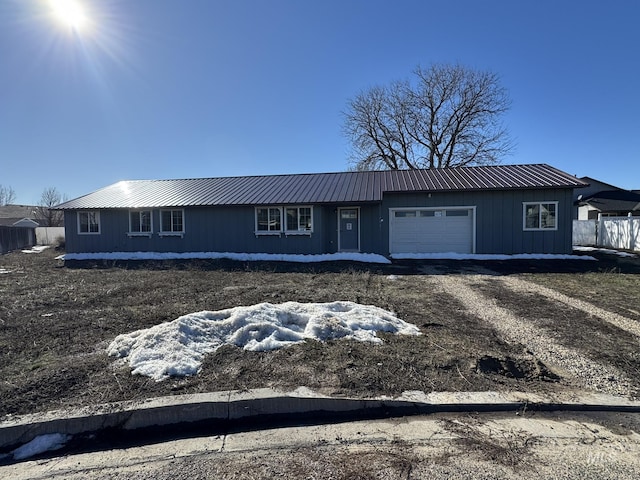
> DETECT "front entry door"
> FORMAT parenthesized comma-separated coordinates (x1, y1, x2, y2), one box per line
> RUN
(339, 208, 360, 251)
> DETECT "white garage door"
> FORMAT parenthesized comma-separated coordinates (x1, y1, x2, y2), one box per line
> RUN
(390, 208, 474, 254)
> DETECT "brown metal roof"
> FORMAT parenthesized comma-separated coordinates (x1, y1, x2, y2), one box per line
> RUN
(55, 164, 588, 210)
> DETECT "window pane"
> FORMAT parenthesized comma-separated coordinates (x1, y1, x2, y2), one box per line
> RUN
(286, 208, 298, 230)
(541, 204, 556, 229)
(257, 208, 269, 231)
(446, 210, 468, 217)
(87, 212, 98, 233)
(88, 212, 99, 232)
(130, 212, 141, 232)
(269, 208, 281, 231)
(419, 210, 435, 217)
(299, 207, 312, 230)
(161, 211, 171, 231)
(525, 205, 539, 229)
(172, 211, 183, 232)
(141, 211, 151, 232)
(395, 211, 416, 218)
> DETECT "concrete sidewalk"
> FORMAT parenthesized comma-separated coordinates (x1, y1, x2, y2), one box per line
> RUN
(2, 388, 640, 456)
(4, 399, 640, 479)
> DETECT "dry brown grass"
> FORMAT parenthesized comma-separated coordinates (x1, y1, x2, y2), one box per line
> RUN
(1, 248, 639, 417)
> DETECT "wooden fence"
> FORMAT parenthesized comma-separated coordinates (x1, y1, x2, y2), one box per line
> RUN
(0, 226, 35, 254)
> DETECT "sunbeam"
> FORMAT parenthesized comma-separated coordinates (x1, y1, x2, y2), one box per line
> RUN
(49, 0, 90, 32)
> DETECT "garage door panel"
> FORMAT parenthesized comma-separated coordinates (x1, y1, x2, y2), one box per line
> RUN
(390, 208, 474, 254)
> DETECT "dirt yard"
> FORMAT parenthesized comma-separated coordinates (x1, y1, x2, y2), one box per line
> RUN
(1, 247, 639, 418)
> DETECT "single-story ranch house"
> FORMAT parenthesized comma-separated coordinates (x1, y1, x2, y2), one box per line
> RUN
(55, 164, 587, 257)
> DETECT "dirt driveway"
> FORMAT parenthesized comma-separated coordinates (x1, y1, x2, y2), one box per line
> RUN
(426, 270, 638, 396)
(1, 248, 639, 418)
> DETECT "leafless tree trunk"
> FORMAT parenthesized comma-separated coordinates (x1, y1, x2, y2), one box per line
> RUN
(343, 64, 513, 170)
(35, 187, 65, 227)
(0, 185, 17, 205)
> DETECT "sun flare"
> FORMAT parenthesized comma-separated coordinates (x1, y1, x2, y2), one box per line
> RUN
(49, 0, 90, 32)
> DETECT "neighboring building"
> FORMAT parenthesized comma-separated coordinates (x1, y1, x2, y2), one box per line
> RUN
(0, 205, 39, 223)
(0, 205, 39, 254)
(0, 217, 39, 228)
(574, 177, 640, 220)
(0, 205, 40, 228)
(55, 164, 587, 257)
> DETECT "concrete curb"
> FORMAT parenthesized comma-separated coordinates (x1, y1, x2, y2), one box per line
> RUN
(2, 388, 640, 451)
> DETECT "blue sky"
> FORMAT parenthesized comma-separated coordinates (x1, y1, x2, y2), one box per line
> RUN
(1, 0, 638, 204)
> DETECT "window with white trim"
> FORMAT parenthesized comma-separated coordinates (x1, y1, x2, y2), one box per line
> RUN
(78, 211, 100, 234)
(285, 207, 312, 232)
(129, 210, 152, 234)
(256, 206, 313, 234)
(523, 202, 557, 230)
(160, 209, 184, 234)
(256, 207, 282, 233)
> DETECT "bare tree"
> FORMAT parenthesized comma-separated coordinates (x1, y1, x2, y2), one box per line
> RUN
(0, 185, 17, 205)
(343, 63, 513, 170)
(35, 187, 65, 227)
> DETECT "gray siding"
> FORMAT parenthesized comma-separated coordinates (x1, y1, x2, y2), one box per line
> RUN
(66, 206, 331, 255)
(317, 204, 381, 254)
(359, 204, 385, 254)
(321, 207, 338, 253)
(63, 187, 575, 256)
(381, 188, 574, 254)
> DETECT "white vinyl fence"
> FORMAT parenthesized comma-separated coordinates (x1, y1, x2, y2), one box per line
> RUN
(35, 226, 65, 245)
(573, 215, 640, 252)
(573, 219, 597, 246)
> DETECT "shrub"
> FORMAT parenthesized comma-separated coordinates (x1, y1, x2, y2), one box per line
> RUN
(55, 235, 66, 250)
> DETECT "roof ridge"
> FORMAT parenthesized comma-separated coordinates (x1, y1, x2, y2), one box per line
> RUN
(118, 163, 554, 184)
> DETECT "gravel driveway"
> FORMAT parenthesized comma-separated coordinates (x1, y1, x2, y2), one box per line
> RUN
(423, 269, 635, 397)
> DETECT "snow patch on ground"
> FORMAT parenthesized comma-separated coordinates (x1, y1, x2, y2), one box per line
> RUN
(108, 301, 420, 381)
(55, 250, 601, 263)
(391, 252, 597, 260)
(21, 245, 50, 254)
(10, 433, 71, 460)
(573, 246, 638, 258)
(57, 251, 391, 264)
